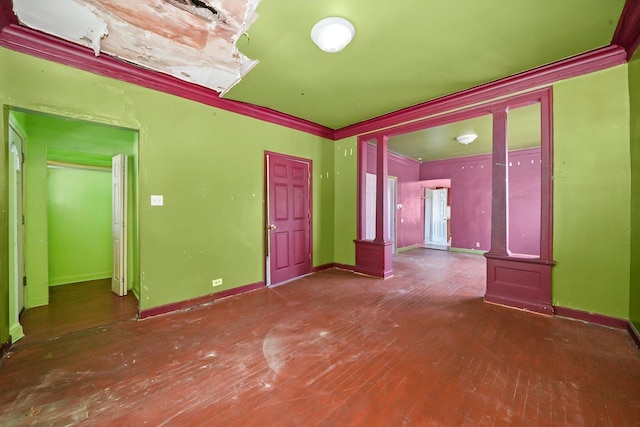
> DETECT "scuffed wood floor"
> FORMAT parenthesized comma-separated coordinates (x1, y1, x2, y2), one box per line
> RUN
(1, 250, 639, 426)
(16, 278, 138, 347)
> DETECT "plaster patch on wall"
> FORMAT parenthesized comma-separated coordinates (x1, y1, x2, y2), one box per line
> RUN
(12, 0, 261, 95)
(13, 0, 108, 55)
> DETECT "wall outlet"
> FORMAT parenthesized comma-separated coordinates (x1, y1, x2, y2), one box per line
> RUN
(212, 278, 223, 287)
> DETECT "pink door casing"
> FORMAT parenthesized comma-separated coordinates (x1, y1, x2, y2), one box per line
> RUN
(266, 153, 311, 285)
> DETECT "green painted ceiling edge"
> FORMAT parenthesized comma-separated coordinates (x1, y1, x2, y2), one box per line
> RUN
(228, 0, 626, 129)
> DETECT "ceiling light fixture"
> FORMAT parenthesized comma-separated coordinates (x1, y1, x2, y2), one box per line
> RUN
(311, 17, 355, 53)
(456, 133, 478, 145)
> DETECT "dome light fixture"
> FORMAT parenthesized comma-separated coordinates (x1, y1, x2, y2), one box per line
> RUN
(456, 133, 478, 145)
(311, 17, 355, 53)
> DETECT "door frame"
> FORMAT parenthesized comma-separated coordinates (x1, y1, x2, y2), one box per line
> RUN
(112, 154, 128, 296)
(355, 87, 554, 314)
(9, 108, 140, 316)
(264, 151, 313, 287)
(8, 116, 26, 341)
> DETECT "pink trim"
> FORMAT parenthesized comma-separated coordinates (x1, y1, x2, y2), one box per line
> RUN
(0, 337, 11, 360)
(312, 263, 336, 273)
(554, 306, 630, 330)
(613, 0, 640, 60)
(628, 322, 640, 349)
(375, 136, 390, 243)
(333, 263, 356, 272)
(334, 46, 626, 140)
(485, 256, 554, 315)
(539, 88, 554, 260)
(0, 23, 334, 139)
(485, 107, 509, 257)
(139, 281, 264, 319)
(354, 239, 393, 279)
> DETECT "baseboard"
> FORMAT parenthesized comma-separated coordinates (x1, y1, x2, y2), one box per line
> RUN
(554, 306, 629, 329)
(1, 337, 12, 360)
(627, 321, 640, 349)
(333, 263, 356, 272)
(139, 281, 264, 319)
(449, 247, 486, 255)
(312, 263, 336, 272)
(10, 323, 24, 342)
(49, 272, 111, 286)
(396, 245, 418, 253)
(421, 243, 449, 251)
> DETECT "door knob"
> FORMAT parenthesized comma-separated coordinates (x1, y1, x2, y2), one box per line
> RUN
(268, 224, 277, 230)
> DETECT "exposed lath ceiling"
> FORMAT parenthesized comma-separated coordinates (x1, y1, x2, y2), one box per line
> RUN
(12, 0, 260, 95)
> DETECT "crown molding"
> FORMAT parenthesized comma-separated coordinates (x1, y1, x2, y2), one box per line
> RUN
(0, 22, 334, 139)
(334, 45, 627, 140)
(613, 0, 640, 60)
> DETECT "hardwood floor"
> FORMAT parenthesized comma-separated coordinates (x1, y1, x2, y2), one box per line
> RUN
(1, 250, 638, 426)
(16, 278, 139, 347)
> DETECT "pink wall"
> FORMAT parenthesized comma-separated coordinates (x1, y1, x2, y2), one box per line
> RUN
(367, 145, 541, 254)
(366, 145, 423, 249)
(420, 148, 541, 255)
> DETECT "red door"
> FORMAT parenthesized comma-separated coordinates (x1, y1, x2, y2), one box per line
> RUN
(267, 153, 311, 285)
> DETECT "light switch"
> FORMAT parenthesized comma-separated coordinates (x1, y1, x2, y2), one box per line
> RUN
(150, 195, 163, 206)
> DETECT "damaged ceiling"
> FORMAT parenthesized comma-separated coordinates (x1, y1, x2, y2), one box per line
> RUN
(12, 0, 260, 95)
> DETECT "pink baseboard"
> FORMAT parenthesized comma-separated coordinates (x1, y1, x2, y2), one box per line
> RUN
(139, 281, 264, 319)
(312, 263, 336, 273)
(1, 337, 12, 360)
(554, 306, 640, 349)
(627, 322, 640, 349)
(554, 306, 629, 329)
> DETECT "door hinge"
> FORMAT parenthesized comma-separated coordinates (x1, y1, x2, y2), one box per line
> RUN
(22, 276, 27, 287)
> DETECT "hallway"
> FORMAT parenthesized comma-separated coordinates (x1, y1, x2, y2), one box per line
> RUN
(1, 250, 638, 425)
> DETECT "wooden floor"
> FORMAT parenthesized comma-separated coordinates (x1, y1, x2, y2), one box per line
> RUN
(16, 278, 138, 347)
(1, 250, 639, 426)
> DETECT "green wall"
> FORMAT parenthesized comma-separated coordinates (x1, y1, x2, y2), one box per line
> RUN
(333, 137, 357, 265)
(629, 56, 640, 331)
(0, 47, 334, 312)
(47, 167, 112, 285)
(553, 65, 631, 318)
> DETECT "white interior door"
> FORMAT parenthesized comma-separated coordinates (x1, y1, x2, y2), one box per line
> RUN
(431, 188, 448, 244)
(112, 154, 127, 296)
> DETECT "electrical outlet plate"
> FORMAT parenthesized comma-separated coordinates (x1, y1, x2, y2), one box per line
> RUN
(212, 278, 223, 287)
(150, 195, 163, 206)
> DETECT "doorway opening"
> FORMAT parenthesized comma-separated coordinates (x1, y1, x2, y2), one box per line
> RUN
(423, 181, 451, 251)
(356, 88, 553, 313)
(7, 108, 140, 345)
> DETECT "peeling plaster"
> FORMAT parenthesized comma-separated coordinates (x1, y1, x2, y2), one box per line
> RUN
(13, 0, 108, 55)
(12, 0, 260, 95)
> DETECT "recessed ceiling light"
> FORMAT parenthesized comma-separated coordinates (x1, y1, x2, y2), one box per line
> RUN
(311, 17, 355, 53)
